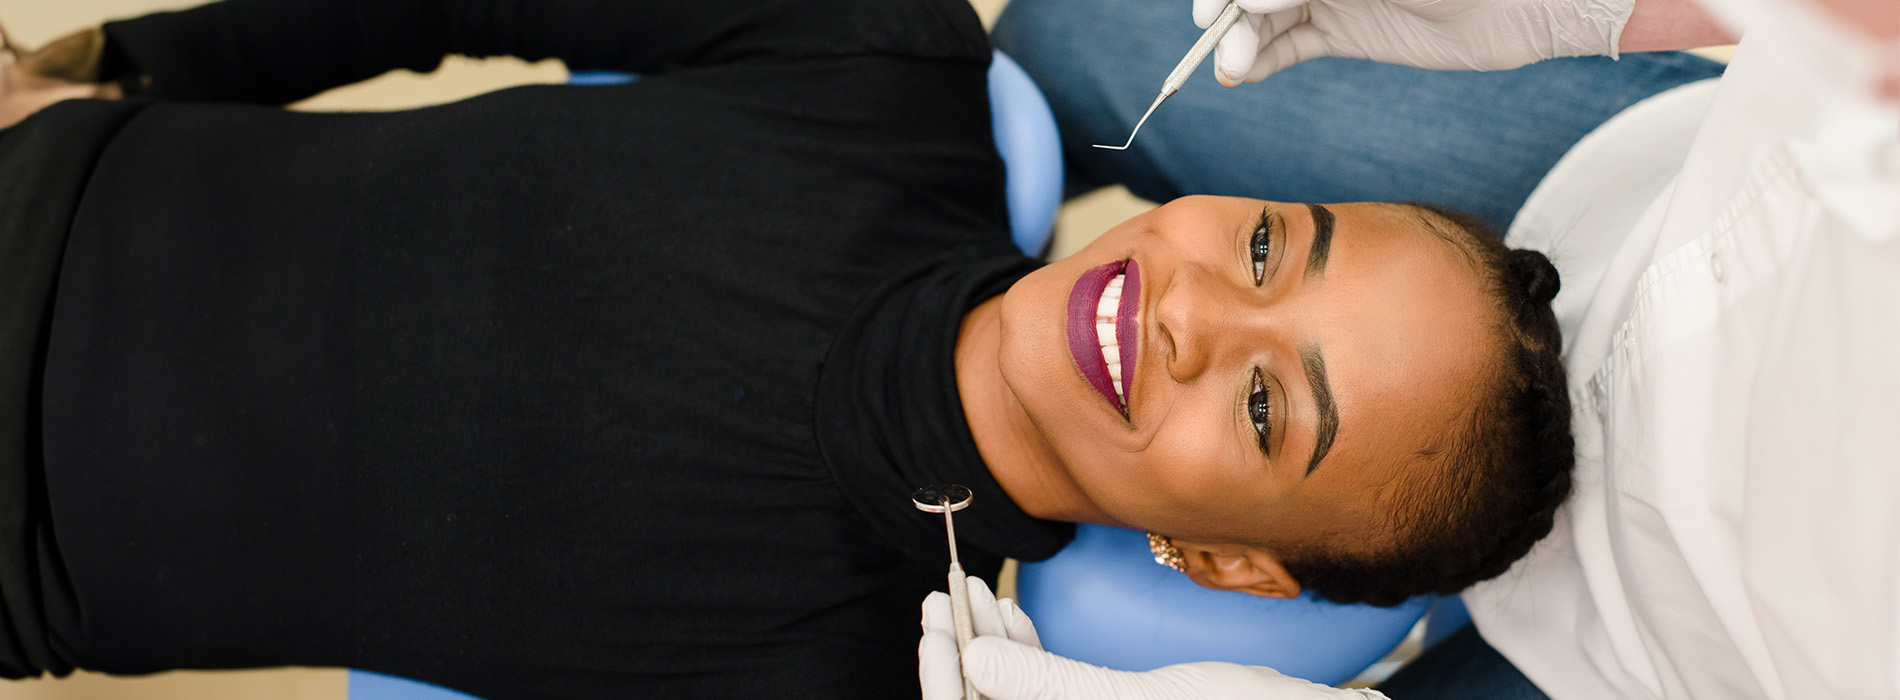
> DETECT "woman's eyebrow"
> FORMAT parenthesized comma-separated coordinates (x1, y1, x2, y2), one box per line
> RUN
(1302, 344, 1339, 478)
(1303, 203, 1336, 279)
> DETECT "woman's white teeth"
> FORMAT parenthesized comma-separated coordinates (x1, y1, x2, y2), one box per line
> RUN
(1097, 274, 1127, 404)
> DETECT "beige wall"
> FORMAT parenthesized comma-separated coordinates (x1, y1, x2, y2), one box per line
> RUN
(0, 669, 344, 700)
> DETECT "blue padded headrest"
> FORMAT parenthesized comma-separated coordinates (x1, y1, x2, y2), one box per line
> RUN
(986, 50, 1062, 256)
(1017, 524, 1432, 686)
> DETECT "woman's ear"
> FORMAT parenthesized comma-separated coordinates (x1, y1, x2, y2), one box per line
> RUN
(1171, 540, 1302, 599)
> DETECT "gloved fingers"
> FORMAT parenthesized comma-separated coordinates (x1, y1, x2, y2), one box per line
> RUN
(1249, 19, 1331, 82)
(996, 597, 1043, 650)
(1192, 0, 1230, 29)
(965, 576, 1009, 640)
(964, 636, 1151, 700)
(963, 638, 1379, 700)
(1214, 13, 1265, 87)
(1235, 0, 1313, 13)
(1256, 4, 1311, 44)
(922, 590, 955, 637)
(1199, 0, 1310, 26)
(918, 628, 967, 700)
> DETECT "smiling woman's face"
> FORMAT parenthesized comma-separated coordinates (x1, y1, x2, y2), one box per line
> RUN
(989, 195, 1502, 557)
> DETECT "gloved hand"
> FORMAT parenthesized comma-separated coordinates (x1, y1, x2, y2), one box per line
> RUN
(919, 575, 1388, 700)
(1191, 0, 1633, 85)
(919, 576, 1041, 700)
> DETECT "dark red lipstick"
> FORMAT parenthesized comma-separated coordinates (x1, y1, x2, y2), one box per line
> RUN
(1065, 259, 1140, 416)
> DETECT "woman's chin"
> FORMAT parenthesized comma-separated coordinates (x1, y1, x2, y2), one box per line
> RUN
(995, 270, 1089, 421)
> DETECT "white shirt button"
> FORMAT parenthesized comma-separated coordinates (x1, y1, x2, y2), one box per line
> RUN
(1710, 253, 1726, 282)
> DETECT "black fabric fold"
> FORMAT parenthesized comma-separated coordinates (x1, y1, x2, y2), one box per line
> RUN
(816, 248, 1074, 573)
(0, 98, 149, 678)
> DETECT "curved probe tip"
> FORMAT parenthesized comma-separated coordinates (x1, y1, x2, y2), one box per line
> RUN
(1092, 92, 1166, 152)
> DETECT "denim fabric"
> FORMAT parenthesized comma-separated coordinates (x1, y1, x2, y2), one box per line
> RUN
(991, 0, 1726, 234)
(1378, 625, 1552, 700)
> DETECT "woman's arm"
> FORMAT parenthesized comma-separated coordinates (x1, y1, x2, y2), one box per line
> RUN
(1, 24, 121, 130)
(98, 0, 957, 106)
(1618, 0, 1737, 53)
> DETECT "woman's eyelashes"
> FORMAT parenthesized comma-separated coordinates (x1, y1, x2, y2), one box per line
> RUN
(1244, 210, 1277, 457)
(1249, 210, 1273, 286)
(1248, 367, 1273, 455)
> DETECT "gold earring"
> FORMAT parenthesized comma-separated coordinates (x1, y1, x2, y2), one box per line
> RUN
(1147, 532, 1186, 573)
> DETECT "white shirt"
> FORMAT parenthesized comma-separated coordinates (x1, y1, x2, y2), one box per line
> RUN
(1466, 0, 1900, 697)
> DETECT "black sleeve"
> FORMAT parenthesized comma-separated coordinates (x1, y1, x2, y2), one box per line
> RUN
(98, 0, 989, 105)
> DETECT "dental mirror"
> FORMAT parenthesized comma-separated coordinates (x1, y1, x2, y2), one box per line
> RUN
(913, 483, 980, 700)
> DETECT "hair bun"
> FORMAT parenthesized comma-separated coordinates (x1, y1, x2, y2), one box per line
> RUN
(1506, 249, 1561, 307)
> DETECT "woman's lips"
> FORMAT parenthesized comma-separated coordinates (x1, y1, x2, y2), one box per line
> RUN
(1066, 259, 1141, 417)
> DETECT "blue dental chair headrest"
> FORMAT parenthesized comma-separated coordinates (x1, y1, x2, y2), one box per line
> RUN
(1016, 525, 1432, 686)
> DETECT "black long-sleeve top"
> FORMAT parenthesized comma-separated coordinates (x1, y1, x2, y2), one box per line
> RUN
(0, 0, 1074, 697)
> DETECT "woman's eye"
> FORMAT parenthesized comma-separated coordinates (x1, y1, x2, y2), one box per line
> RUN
(1249, 215, 1272, 286)
(1249, 368, 1272, 453)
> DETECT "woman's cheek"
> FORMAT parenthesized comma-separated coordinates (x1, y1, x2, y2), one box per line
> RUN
(1172, 415, 1274, 502)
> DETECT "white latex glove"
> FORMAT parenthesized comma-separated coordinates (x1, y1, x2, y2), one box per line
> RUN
(919, 575, 1388, 700)
(1191, 0, 1633, 85)
(920, 576, 1041, 700)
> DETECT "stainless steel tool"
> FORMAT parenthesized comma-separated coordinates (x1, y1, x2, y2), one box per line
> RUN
(913, 484, 979, 700)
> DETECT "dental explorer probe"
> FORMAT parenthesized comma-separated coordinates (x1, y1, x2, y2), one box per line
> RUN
(913, 484, 980, 700)
(1094, 0, 1243, 151)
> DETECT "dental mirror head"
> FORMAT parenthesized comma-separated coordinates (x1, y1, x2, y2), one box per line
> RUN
(911, 484, 972, 513)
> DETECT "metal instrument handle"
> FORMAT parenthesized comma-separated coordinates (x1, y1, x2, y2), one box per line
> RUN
(949, 563, 980, 700)
(1167, 1, 1243, 93)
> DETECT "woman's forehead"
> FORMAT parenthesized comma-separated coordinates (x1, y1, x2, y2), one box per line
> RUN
(1284, 202, 1500, 508)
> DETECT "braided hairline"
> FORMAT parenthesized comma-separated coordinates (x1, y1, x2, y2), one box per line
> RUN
(1464, 253, 1575, 582)
(1454, 300, 1574, 586)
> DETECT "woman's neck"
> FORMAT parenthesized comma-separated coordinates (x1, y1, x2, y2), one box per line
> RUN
(955, 296, 1115, 524)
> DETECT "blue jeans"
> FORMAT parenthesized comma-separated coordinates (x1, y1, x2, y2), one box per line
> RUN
(1375, 625, 1553, 699)
(991, 2, 1726, 698)
(991, 0, 1726, 234)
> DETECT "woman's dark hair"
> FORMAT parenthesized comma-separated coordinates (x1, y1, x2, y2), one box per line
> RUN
(1277, 204, 1576, 607)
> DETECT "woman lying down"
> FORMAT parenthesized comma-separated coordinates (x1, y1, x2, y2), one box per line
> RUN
(0, 0, 1570, 697)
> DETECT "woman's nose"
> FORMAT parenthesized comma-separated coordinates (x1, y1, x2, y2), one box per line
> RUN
(1156, 264, 1268, 383)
